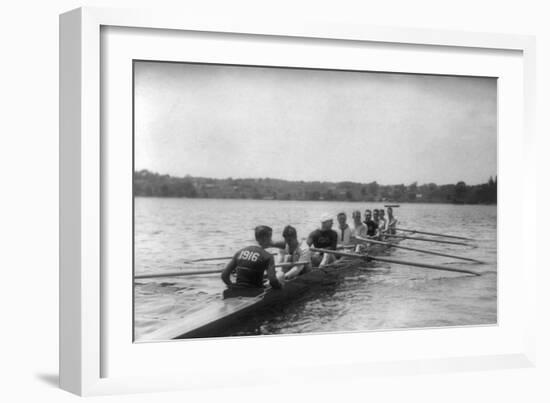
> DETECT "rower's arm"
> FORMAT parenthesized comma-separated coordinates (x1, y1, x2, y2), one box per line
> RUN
(349, 235, 360, 244)
(266, 256, 282, 289)
(221, 257, 237, 286)
(284, 264, 303, 280)
(269, 239, 286, 249)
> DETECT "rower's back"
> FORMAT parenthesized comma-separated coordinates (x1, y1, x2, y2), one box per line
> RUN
(233, 245, 273, 288)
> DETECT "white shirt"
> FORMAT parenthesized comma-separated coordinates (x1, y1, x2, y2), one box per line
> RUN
(337, 225, 352, 245)
(352, 223, 367, 238)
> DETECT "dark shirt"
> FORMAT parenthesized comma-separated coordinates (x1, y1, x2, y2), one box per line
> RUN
(308, 229, 338, 249)
(364, 220, 378, 236)
(231, 245, 273, 288)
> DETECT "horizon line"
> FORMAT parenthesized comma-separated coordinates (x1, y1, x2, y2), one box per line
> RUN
(134, 169, 497, 187)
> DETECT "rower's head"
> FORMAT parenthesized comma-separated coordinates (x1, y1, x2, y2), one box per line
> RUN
(352, 210, 361, 223)
(254, 225, 273, 248)
(282, 225, 298, 246)
(380, 209, 386, 218)
(320, 213, 333, 230)
(364, 209, 372, 221)
(337, 212, 347, 226)
(373, 209, 379, 220)
(387, 207, 393, 217)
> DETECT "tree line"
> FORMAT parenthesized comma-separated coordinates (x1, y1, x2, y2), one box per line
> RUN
(134, 170, 497, 205)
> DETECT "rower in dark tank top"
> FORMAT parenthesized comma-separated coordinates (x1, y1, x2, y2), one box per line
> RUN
(232, 245, 273, 288)
(307, 213, 338, 267)
(221, 226, 284, 298)
(308, 228, 338, 249)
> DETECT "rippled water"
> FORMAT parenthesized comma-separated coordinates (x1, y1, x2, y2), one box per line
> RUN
(134, 197, 497, 340)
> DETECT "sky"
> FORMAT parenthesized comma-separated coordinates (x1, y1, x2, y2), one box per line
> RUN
(134, 61, 497, 186)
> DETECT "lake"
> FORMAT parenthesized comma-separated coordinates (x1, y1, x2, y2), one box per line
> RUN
(134, 197, 497, 340)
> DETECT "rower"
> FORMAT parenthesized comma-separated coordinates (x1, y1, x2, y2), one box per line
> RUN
(307, 213, 338, 267)
(378, 209, 388, 234)
(336, 212, 352, 246)
(372, 209, 382, 238)
(372, 209, 380, 226)
(351, 210, 367, 252)
(386, 206, 398, 235)
(351, 210, 367, 238)
(272, 225, 312, 280)
(221, 225, 285, 298)
(363, 209, 379, 237)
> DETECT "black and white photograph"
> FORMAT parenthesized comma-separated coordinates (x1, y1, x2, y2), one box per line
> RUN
(3, 0, 545, 399)
(132, 61, 497, 341)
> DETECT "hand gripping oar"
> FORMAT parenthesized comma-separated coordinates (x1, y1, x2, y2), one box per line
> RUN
(310, 248, 480, 276)
(383, 233, 475, 247)
(134, 260, 310, 280)
(355, 236, 485, 264)
(395, 227, 474, 241)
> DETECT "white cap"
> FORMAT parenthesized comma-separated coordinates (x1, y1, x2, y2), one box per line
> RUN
(320, 213, 333, 223)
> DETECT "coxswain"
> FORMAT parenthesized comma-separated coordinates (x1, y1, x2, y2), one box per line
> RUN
(307, 213, 338, 267)
(221, 225, 284, 298)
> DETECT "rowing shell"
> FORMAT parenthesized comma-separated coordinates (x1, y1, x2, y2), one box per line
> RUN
(141, 239, 399, 341)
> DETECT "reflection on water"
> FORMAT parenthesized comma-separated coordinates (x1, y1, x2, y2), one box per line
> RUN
(134, 198, 497, 340)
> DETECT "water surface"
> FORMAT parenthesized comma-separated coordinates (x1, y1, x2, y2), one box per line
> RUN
(134, 198, 497, 340)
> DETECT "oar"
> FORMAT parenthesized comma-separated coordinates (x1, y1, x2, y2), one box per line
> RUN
(337, 244, 356, 250)
(310, 248, 480, 276)
(356, 236, 485, 264)
(182, 256, 233, 263)
(183, 252, 277, 264)
(383, 233, 474, 247)
(395, 227, 474, 241)
(134, 260, 310, 280)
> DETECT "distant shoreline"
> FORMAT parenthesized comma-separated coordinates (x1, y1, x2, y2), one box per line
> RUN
(134, 170, 498, 205)
(133, 195, 497, 206)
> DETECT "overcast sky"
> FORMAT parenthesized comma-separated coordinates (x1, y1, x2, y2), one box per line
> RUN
(134, 61, 497, 185)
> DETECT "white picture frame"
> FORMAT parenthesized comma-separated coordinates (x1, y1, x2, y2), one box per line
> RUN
(59, 6, 537, 396)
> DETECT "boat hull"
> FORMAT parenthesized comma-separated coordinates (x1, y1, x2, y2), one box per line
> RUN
(142, 239, 398, 340)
